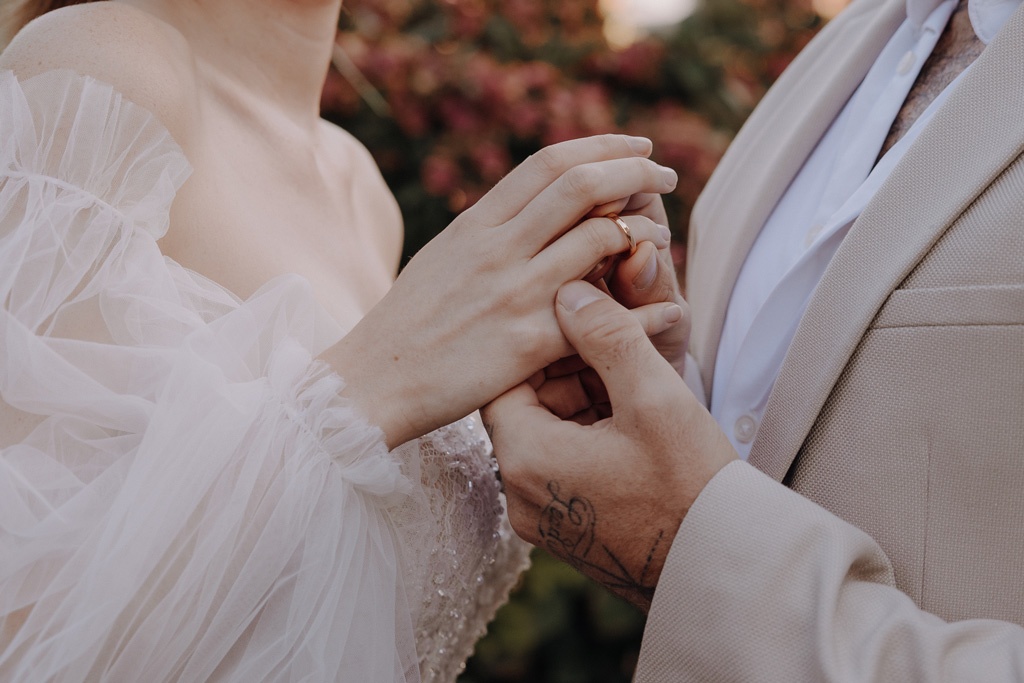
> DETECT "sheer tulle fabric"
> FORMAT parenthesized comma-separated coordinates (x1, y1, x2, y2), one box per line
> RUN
(0, 70, 529, 682)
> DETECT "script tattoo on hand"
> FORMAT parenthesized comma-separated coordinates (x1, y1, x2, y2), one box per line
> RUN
(539, 481, 662, 609)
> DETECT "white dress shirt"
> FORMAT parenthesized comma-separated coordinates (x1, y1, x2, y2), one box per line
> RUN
(708, 0, 1020, 459)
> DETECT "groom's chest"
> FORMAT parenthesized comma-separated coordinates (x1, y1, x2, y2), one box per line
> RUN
(689, 0, 1024, 625)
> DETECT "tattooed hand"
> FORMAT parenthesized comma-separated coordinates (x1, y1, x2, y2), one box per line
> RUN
(482, 281, 736, 612)
(540, 481, 662, 605)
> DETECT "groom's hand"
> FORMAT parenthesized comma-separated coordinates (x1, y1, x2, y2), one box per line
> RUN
(605, 239, 689, 376)
(587, 193, 690, 377)
(482, 281, 736, 611)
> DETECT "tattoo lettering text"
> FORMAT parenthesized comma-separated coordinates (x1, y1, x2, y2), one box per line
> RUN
(538, 481, 661, 607)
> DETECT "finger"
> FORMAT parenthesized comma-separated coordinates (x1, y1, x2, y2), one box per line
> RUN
(608, 241, 682, 310)
(515, 157, 678, 251)
(536, 374, 592, 419)
(591, 194, 668, 225)
(578, 216, 668, 282)
(545, 354, 587, 379)
(579, 366, 608, 404)
(622, 193, 669, 225)
(630, 300, 685, 339)
(569, 406, 604, 426)
(534, 215, 671, 282)
(543, 359, 608, 404)
(472, 135, 653, 225)
(483, 383, 559, 465)
(584, 255, 620, 284)
(588, 197, 630, 218)
(554, 280, 675, 408)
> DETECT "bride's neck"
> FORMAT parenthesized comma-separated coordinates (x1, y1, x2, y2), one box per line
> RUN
(123, 0, 342, 127)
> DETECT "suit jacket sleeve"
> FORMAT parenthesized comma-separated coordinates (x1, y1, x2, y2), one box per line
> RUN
(635, 460, 1024, 682)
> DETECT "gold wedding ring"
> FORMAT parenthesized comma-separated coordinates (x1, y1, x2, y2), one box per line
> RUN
(606, 213, 637, 256)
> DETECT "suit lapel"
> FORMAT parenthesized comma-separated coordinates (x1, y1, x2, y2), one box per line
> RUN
(748, 4, 1024, 481)
(687, 0, 906, 399)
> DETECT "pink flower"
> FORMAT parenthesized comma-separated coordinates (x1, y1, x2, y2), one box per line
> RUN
(421, 154, 463, 196)
(472, 142, 513, 183)
(439, 96, 483, 134)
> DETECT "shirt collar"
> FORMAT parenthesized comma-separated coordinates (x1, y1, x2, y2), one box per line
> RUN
(906, 0, 1022, 43)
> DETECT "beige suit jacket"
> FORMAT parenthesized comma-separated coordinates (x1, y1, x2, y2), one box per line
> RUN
(635, 0, 1024, 678)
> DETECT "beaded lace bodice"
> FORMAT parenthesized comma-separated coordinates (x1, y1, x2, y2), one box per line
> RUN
(394, 420, 531, 681)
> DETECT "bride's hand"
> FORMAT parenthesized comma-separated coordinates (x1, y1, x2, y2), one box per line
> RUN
(323, 134, 682, 448)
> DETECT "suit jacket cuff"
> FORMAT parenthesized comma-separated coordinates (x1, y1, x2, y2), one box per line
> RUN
(634, 460, 894, 681)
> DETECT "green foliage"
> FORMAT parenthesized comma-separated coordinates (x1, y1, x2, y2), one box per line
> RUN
(321, 0, 825, 679)
(459, 549, 647, 683)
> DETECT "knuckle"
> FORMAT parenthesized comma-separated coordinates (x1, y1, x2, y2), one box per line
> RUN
(529, 146, 565, 179)
(511, 312, 565, 361)
(598, 133, 626, 154)
(580, 314, 642, 360)
(561, 165, 602, 202)
(579, 220, 609, 259)
(636, 156, 661, 185)
(507, 320, 544, 357)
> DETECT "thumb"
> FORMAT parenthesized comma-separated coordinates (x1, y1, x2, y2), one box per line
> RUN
(556, 280, 676, 406)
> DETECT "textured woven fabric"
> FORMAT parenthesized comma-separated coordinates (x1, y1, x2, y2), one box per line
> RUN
(636, 0, 1024, 677)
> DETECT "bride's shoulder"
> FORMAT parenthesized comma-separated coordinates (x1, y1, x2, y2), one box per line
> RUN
(319, 120, 404, 256)
(0, 2, 198, 145)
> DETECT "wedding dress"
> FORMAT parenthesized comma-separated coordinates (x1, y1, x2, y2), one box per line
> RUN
(0, 69, 530, 682)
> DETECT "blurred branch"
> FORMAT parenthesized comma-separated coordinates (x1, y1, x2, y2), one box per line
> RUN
(331, 43, 392, 117)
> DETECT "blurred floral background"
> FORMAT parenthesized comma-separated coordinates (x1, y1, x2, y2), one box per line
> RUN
(320, 0, 837, 679)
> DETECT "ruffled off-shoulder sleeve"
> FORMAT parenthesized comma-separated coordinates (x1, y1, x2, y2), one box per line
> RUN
(0, 70, 421, 682)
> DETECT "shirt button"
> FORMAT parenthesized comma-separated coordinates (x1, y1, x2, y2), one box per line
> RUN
(733, 414, 758, 444)
(804, 223, 824, 248)
(897, 50, 916, 76)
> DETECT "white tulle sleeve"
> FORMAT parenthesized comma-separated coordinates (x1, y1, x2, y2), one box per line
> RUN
(0, 70, 529, 683)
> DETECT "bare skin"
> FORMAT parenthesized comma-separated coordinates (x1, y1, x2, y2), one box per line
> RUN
(489, 3, 990, 612)
(484, 282, 735, 612)
(107, 0, 403, 328)
(0, 0, 687, 449)
(0, 0, 692, 651)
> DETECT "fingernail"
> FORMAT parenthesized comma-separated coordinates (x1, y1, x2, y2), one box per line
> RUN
(658, 224, 671, 244)
(633, 248, 658, 290)
(662, 167, 678, 185)
(559, 280, 605, 312)
(664, 304, 683, 324)
(627, 136, 652, 155)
